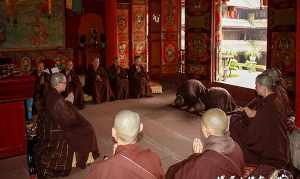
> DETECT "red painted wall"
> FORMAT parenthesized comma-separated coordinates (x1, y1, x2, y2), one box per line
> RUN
(296, 0, 300, 127)
(105, 0, 118, 66)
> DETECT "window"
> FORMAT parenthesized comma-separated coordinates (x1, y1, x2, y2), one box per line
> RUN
(215, 0, 268, 89)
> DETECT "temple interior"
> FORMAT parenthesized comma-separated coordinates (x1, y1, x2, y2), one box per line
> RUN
(0, 0, 300, 178)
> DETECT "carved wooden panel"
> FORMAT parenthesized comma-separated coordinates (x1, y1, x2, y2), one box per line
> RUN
(117, 5, 130, 68)
(161, 0, 179, 74)
(185, 0, 211, 80)
(131, 4, 146, 64)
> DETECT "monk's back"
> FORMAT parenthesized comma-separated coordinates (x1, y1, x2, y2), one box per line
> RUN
(174, 144, 244, 179)
(86, 144, 164, 179)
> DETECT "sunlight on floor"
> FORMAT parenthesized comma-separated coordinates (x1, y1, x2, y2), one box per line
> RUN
(219, 69, 261, 89)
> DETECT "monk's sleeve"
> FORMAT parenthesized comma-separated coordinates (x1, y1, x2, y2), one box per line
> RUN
(85, 165, 101, 179)
(246, 102, 272, 154)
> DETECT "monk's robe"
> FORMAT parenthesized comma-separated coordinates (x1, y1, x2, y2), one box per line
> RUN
(176, 79, 207, 108)
(129, 64, 152, 98)
(34, 88, 99, 178)
(84, 65, 113, 103)
(166, 135, 245, 179)
(86, 144, 164, 179)
(61, 69, 85, 109)
(108, 64, 129, 100)
(204, 87, 237, 113)
(229, 93, 290, 177)
(32, 70, 51, 115)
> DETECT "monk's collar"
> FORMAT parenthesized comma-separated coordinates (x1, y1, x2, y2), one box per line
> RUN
(263, 92, 276, 102)
(203, 134, 235, 155)
(115, 143, 140, 155)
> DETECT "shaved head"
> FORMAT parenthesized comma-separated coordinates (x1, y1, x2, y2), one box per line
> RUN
(201, 108, 228, 136)
(114, 110, 141, 143)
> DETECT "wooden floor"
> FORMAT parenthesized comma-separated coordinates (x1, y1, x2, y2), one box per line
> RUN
(0, 91, 205, 179)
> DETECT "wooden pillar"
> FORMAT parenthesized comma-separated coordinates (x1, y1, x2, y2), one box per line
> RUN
(105, 0, 118, 67)
(296, 0, 300, 128)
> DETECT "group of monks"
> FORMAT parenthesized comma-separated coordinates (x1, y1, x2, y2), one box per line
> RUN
(84, 56, 152, 104)
(32, 56, 152, 110)
(31, 57, 297, 179)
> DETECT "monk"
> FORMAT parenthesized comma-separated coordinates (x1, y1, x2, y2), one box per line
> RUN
(129, 56, 152, 98)
(32, 61, 50, 115)
(174, 79, 236, 113)
(84, 57, 113, 103)
(166, 108, 245, 179)
(86, 110, 164, 179)
(174, 79, 207, 112)
(108, 57, 129, 100)
(34, 73, 99, 179)
(229, 72, 291, 177)
(61, 60, 85, 109)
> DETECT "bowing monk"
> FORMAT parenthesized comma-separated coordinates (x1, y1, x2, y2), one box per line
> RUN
(166, 108, 245, 179)
(86, 110, 164, 179)
(61, 60, 85, 109)
(129, 56, 152, 98)
(32, 61, 50, 115)
(174, 79, 236, 113)
(84, 57, 113, 103)
(108, 57, 129, 100)
(34, 73, 99, 178)
(229, 72, 291, 177)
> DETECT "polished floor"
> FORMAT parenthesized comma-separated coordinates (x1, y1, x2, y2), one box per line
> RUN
(0, 91, 204, 179)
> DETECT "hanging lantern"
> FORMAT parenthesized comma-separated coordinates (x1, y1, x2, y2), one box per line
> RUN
(261, 0, 268, 6)
(48, 0, 52, 16)
(228, 6, 236, 18)
(66, 0, 73, 10)
(5, 0, 16, 19)
(221, 0, 229, 4)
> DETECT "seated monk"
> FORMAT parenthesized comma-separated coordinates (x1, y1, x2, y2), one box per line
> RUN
(84, 57, 113, 103)
(86, 110, 164, 179)
(166, 108, 245, 178)
(108, 57, 129, 100)
(34, 73, 99, 178)
(129, 56, 152, 98)
(229, 72, 291, 177)
(32, 61, 51, 115)
(61, 60, 85, 109)
(174, 79, 236, 113)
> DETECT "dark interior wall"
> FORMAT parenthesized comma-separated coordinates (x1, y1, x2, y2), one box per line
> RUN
(65, 0, 105, 49)
(268, 0, 297, 104)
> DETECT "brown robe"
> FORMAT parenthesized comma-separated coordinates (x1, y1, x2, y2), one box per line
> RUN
(166, 135, 245, 179)
(229, 93, 290, 177)
(129, 64, 152, 98)
(62, 69, 85, 109)
(204, 87, 237, 113)
(176, 79, 207, 108)
(84, 65, 113, 103)
(108, 64, 129, 100)
(86, 144, 164, 179)
(34, 88, 99, 178)
(32, 70, 50, 115)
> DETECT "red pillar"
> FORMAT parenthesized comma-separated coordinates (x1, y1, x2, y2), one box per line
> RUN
(296, 1, 300, 128)
(105, 0, 118, 67)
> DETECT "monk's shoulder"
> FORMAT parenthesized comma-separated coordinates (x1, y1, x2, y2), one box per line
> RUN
(140, 148, 161, 161)
(90, 156, 123, 171)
